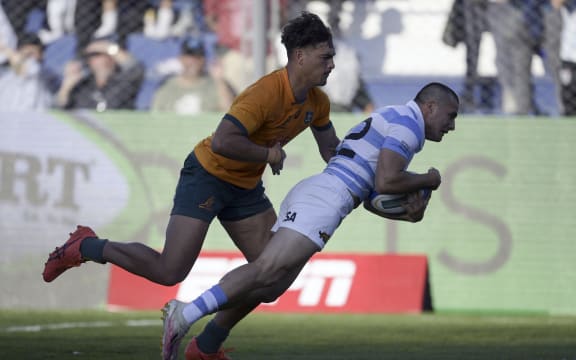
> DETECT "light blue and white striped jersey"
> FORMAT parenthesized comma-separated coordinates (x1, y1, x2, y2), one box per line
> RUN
(324, 100, 425, 201)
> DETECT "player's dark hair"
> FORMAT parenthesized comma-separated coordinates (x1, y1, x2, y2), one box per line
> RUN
(414, 82, 459, 105)
(281, 11, 332, 57)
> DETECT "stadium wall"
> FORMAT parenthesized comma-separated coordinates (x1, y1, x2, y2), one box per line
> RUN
(1, 111, 575, 315)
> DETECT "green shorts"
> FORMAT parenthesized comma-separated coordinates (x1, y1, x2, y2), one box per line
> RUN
(171, 152, 273, 222)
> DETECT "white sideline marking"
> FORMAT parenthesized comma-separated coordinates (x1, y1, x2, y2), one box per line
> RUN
(4, 319, 162, 333)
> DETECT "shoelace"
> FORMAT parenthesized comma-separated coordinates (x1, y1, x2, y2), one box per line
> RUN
(47, 238, 84, 262)
(47, 243, 71, 261)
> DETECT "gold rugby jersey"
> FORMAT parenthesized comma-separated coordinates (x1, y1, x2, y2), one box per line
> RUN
(194, 67, 331, 189)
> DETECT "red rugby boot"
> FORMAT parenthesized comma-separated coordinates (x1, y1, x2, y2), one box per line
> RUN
(42, 225, 97, 282)
(185, 337, 233, 360)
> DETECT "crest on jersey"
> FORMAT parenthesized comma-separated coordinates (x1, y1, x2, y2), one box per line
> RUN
(304, 111, 313, 124)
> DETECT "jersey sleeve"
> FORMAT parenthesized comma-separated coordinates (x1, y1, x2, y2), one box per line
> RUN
(380, 121, 421, 160)
(226, 74, 286, 136)
(225, 87, 268, 135)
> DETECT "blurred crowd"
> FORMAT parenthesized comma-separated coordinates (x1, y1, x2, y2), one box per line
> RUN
(0, 0, 575, 116)
(0, 0, 373, 115)
(444, 0, 576, 116)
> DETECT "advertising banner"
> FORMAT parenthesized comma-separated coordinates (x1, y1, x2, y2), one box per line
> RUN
(1, 111, 575, 314)
(108, 252, 430, 313)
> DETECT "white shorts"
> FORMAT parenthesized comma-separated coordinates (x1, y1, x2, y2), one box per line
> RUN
(271, 172, 356, 250)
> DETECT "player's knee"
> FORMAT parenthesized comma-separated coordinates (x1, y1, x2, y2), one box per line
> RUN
(155, 269, 188, 286)
(259, 286, 285, 303)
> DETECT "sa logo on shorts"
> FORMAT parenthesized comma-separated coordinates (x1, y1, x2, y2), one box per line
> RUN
(283, 211, 297, 222)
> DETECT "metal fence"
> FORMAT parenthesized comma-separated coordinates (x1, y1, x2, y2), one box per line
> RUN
(0, 0, 575, 115)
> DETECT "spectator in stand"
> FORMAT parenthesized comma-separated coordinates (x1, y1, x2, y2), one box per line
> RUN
(0, 33, 55, 111)
(151, 37, 234, 114)
(56, 37, 144, 110)
(286, 0, 346, 35)
(203, 0, 288, 95)
(143, 0, 207, 39)
(542, 0, 566, 115)
(443, 0, 496, 114)
(36, 0, 149, 54)
(142, 0, 217, 62)
(36, 0, 76, 45)
(322, 38, 374, 113)
(559, 0, 576, 115)
(486, 0, 564, 115)
(2, 0, 46, 43)
(0, 0, 18, 64)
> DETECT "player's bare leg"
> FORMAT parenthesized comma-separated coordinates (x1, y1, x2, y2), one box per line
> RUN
(183, 264, 306, 360)
(177, 227, 317, 327)
(161, 227, 317, 359)
(218, 228, 318, 303)
(103, 215, 209, 285)
(184, 208, 276, 358)
(43, 215, 209, 286)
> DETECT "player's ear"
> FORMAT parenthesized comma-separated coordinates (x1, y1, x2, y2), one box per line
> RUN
(295, 48, 304, 66)
(423, 101, 437, 117)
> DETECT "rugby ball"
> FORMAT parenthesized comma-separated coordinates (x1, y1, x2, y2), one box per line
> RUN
(366, 189, 431, 215)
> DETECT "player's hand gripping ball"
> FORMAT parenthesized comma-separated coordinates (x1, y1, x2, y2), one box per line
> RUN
(366, 189, 431, 215)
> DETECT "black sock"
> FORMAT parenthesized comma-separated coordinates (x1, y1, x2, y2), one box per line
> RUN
(79, 237, 108, 264)
(196, 319, 230, 354)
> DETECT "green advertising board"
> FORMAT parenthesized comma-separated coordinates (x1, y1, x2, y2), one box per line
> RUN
(1, 111, 575, 314)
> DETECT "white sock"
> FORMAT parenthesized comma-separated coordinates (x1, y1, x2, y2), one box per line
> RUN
(182, 285, 228, 324)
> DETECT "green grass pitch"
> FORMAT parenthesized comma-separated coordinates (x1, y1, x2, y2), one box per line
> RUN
(1, 310, 575, 359)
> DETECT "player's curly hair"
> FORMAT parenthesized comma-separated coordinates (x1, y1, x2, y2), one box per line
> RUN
(281, 11, 332, 57)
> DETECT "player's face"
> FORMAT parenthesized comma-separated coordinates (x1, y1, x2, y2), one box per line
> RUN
(425, 99, 458, 142)
(301, 41, 335, 86)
